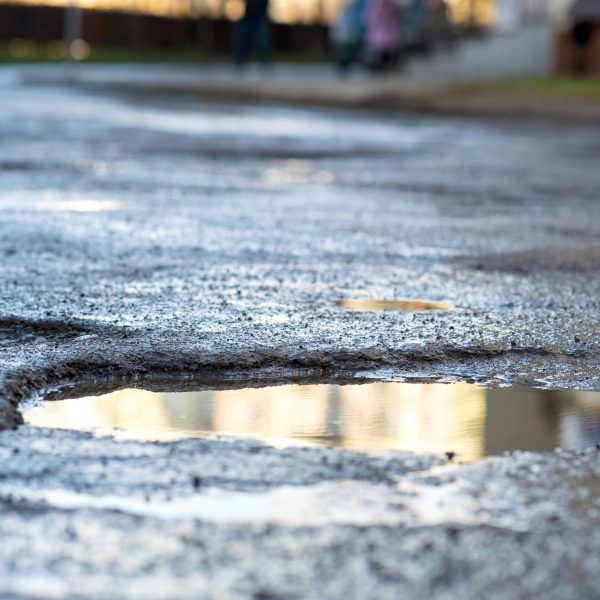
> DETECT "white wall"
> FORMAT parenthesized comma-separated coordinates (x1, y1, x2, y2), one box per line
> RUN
(493, 0, 574, 30)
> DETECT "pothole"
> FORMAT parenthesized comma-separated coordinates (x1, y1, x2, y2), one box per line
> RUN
(24, 383, 600, 462)
(335, 300, 454, 312)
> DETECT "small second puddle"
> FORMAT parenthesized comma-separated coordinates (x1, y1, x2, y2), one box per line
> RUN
(335, 300, 454, 312)
(25, 383, 600, 461)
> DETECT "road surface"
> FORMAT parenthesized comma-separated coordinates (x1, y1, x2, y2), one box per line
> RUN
(0, 68, 599, 599)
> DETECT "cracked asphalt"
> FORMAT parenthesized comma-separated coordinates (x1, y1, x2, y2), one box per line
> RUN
(0, 66, 599, 598)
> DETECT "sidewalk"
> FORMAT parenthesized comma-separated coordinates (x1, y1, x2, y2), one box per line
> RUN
(14, 63, 600, 122)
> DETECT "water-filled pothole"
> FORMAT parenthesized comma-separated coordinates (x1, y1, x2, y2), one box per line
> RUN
(25, 383, 600, 461)
(336, 300, 454, 312)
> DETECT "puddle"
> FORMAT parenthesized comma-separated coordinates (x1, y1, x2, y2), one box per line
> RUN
(25, 383, 600, 461)
(336, 300, 454, 312)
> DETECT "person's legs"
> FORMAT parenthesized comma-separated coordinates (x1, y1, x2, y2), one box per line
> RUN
(381, 50, 397, 70)
(253, 18, 271, 67)
(234, 19, 250, 67)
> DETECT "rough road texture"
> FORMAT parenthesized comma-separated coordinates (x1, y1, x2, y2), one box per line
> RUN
(0, 68, 599, 598)
(0, 428, 599, 600)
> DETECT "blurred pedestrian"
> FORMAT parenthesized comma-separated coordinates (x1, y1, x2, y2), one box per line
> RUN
(234, 0, 271, 68)
(364, 0, 400, 71)
(330, 0, 370, 71)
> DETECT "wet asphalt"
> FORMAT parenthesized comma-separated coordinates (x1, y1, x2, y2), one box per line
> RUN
(0, 68, 599, 598)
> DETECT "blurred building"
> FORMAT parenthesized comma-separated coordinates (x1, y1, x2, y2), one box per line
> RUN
(489, 0, 591, 31)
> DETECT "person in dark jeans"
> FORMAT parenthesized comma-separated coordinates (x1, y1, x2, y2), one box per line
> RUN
(234, 0, 271, 68)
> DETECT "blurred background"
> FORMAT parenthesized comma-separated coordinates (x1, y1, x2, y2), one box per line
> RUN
(0, 0, 598, 78)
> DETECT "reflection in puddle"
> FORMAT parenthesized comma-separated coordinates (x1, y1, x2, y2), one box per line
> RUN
(25, 384, 600, 461)
(336, 300, 454, 312)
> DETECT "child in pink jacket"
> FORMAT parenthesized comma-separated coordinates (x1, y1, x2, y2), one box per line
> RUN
(365, 0, 400, 70)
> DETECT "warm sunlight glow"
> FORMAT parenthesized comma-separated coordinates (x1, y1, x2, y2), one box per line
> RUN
(0, 0, 497, 26)
(446, 0, 494, 25)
